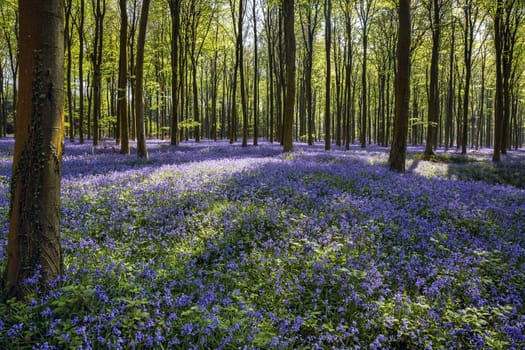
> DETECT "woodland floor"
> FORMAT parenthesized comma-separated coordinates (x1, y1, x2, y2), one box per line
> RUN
(0, 138, 524, 349)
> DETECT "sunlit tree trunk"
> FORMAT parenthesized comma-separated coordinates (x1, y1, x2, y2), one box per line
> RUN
(65, 0, 75, 142)
(5, 0, 64, 300)
(118, 0, 130, 154)
(388, 0, 410, 172)
(135, 0, 150, 158)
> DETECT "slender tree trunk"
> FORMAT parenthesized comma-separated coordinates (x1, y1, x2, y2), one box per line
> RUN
(76, 0, 85, 144)
(424, 0, 440, 157)
(238, 0, 249, 147)
(5, 0, 64, 300)
(388, 0, 410, 172)
(282, 0, 295, 152)
(324, 0, 331, 150)
(445, 18, 455, 151)
(253, 0, 259, 146)
(65, 0, 75, 142)
(168, 0, 180, 146)
(462, 1, 475, 155)
(135, 0, 150, 158)
(118, 0, 130, 154)
(493, 0, 504, 161)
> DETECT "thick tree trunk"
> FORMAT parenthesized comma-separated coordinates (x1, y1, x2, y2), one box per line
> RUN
(5, 0, 64, 300)
(388, 0, 410, 172)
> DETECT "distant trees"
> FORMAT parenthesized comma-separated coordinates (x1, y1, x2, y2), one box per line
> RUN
(0, 0, 522, 155)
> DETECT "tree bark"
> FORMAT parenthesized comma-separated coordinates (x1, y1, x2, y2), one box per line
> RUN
(118, 0, 130, 154)
(135, 0, 150, 159)
(168, 0, 181, 146)
(91, 0, 105, 146)
(424, 0, 440, 157)
(324, 0, 331, 150)
(493, 0, 504, 162)
(388, 0, 410, 172)
(5, 0, 64, 299)
(282, 0, 295, 152)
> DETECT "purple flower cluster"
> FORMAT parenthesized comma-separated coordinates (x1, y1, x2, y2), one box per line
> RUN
(0, 138, 523, 349)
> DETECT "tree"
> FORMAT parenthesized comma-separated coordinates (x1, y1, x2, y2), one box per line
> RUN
(298, 0, 321, 146)
(388, 0, 410, 172)
(135, 0, 150, 159)
(118, 0, 130, 154)
(4, 0, 64, 299)
(282, 0, 295, 152)
(253, 0, 259, 146)
(324, 0, 332, 150)
(91, 0, 106, 146)
(423, 0, 442, 157)
(460, 0, 478, 154)
(75, 0, 86, 144)
(65, 0, 75, 143)
(168, 0, 181, 146)
(357, 0, 376, 148)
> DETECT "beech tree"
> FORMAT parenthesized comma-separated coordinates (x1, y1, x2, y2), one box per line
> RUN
(388, 0, 410, 172)
(4, 0, 64, 299)
(118, 0, 130, 154)
(282, 0, 295, 152)
(135, 0, 150, 159)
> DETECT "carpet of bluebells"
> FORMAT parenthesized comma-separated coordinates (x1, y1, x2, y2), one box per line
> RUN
(0, 138, 524, 349)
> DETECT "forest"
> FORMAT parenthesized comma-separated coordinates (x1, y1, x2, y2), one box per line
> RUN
(0, 0, 522, 154)
(0, 0, 524, 349)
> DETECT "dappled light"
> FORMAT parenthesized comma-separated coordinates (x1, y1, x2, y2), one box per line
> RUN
(1, 139, 524, 348)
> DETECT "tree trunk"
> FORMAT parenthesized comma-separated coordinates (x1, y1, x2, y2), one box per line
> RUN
(388, 0, 410, 172)
(238, 0, 249, 147)
(445, 17, 455, 151)
(282, 0, 295, 152)
(253, 0, 259, 146)
(135, 0, 150, 158)
(168, 0, 181, 146)
(5, 0, 64, 300)
(493, 0, 503, 162)
(424, 0, 440, 157)
(65, 0, 75, 142)
(76, 0, 85, 144)
(118, 0, 130, 154)
(461, 1, 475, 155)
(324, 0, 331, 150)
